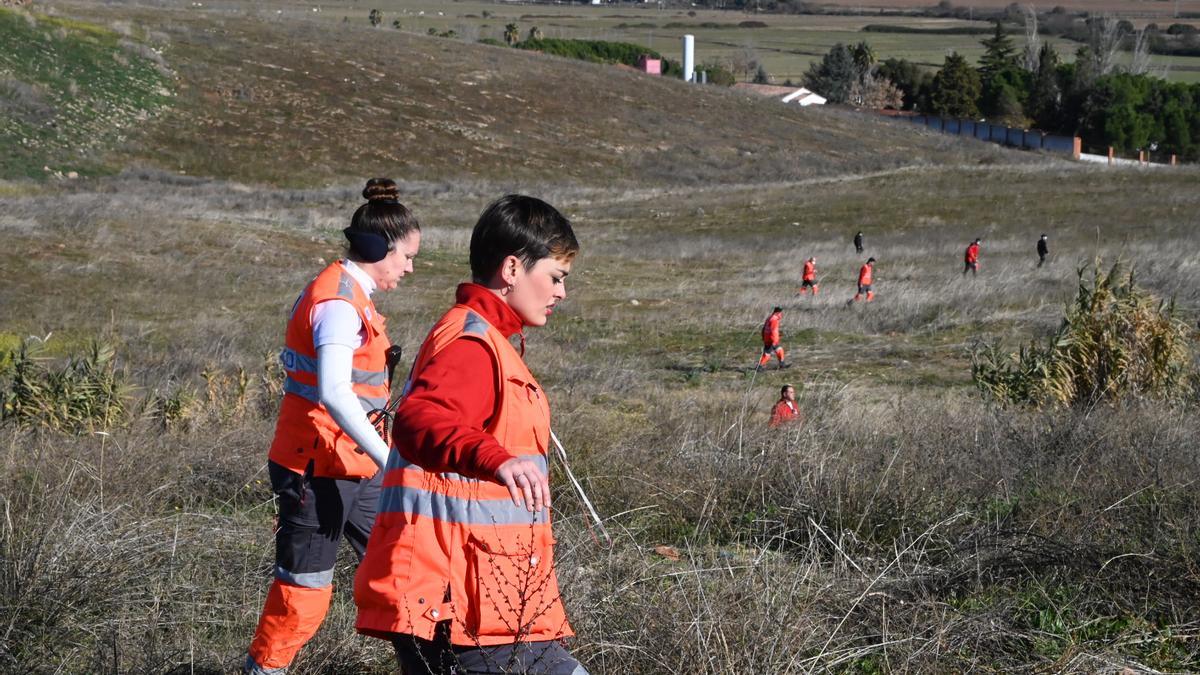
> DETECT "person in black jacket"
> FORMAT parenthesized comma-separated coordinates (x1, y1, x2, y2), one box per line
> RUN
(853, 231, 864, 254)
(1037, 234, 1049, 267)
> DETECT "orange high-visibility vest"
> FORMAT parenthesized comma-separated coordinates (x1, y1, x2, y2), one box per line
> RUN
(268, 262, 390, 479)
(762, 313, 781, 346)
(858, 264, 873, 286)
(802, 260, 816, 281)
(354, 304, 572, 646)
(769, 400, 800, 428)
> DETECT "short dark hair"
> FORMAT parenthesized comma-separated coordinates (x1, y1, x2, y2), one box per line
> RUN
(773, 306, 782, 313)
(781, 384, 793, 395)
(345, 178, 420, 262)
(867, 257, 876, 263)
(470, 195, 579, 283)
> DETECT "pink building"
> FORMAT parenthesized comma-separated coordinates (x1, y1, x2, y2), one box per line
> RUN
(637, 55, 662, 76)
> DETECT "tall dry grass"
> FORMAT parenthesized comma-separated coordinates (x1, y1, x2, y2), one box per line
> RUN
(2, 165, 1200, 672)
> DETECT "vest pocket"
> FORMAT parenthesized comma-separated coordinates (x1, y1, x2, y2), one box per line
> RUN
(463, 532, 561, 640)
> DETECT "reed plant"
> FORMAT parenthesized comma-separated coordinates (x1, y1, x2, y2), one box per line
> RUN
(972, 260, 1196, 407)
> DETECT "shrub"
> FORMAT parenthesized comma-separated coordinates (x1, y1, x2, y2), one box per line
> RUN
(699, 59, 736, 86)
(0, 339, 130, 433)
(515, 37, 706, 81)
(972, 261, 1196, 407)
(517, 37, 660, 66)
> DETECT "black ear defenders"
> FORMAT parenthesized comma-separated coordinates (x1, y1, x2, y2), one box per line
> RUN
(343, 228, 391, 263)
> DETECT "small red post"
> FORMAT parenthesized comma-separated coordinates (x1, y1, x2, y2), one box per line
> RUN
(1139, 150, 1146, 164)
(1107, 147, 1114, 165)
(1072, 137, 1081, 160)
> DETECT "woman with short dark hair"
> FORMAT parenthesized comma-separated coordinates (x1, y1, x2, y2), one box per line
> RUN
(355, 194, 587, 675)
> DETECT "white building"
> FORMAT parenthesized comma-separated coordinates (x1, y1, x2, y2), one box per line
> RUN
(732, 83, 827, 107)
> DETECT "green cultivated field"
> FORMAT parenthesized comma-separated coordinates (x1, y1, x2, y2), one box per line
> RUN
(2, 2, 1200, 673)
(268, 0, 1200, 84)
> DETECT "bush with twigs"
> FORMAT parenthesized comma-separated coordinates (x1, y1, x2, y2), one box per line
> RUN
(972, 260, 1196, 407)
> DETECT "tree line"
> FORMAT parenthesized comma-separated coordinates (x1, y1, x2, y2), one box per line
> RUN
(803, 21, 1200, 161)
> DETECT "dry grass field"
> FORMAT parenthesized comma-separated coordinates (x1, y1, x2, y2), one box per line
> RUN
(3, 2, 1200, 674)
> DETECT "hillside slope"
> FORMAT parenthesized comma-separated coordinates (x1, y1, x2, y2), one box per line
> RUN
(0, 8, 172, 178)
(57, 2, 1020, 186)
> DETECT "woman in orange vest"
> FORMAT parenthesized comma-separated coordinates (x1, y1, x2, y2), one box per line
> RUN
(355, 195, 586, 674)
(797, 257, 819, 295)
(244, 179, 421, 675)
(849, 257, 876, 304)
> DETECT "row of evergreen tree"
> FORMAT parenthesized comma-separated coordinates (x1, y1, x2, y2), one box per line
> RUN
(803, 22, 1200, 161)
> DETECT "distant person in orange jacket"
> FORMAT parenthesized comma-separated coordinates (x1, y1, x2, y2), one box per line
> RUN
(769, 384, 803, 428)
(848, 257, 875, 304)
(797, 257, 819, 295)
(757, 306, 790, 370)
(964, 238, 981, 275)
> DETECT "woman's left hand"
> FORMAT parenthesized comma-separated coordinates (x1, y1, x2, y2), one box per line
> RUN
(495, 457, 551, 513)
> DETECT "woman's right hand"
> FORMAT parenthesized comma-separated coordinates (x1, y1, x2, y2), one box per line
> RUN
(495, 456, 550, 513)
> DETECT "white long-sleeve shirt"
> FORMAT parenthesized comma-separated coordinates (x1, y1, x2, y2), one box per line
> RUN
(311, 260, 390, 469)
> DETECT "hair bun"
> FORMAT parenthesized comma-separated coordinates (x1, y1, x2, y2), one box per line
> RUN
(362, 177, 400, 203)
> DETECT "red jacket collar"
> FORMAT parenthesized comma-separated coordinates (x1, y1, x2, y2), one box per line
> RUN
(455, 283, 524, 338)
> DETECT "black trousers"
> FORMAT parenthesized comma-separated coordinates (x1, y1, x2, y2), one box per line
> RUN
(268, 460, 381, 585)
(391, 623, 587, 675)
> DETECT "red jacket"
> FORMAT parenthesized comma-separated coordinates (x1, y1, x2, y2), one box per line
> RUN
(389, 284, 523, 479)
(802, 260, 816, 282)
(858, 263, 873, 286)
(762, 313, 781, 346)
(769, 399, 801, 428)
(965, 243, 980, 263)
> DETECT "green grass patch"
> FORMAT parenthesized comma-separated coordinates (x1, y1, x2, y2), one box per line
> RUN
(0, 8, 173, 178)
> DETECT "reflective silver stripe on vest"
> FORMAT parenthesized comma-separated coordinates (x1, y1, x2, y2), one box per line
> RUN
(337, 270, 356, 300)
(280, 347, 387, 386)
(283, 376, 387, 412)
(463, 310, 490, 337)
(386, 452, 547, 484)
(353, 368, 388, 386)
(378, 485, 547, 525)
(359, 395, 387, 411)
(283, 376, 320, 404)
(274, 564, 334, 588)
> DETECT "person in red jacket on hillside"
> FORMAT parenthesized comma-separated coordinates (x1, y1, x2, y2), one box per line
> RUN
(797, 257, 819, 296)
(244, 179, 421, 675)
(848, 257, 876, 304)
(757, 306, 790, 370)
(354, 195, 587, 675)
(769, 384, 803, 428)
(964, 238, 981, 275)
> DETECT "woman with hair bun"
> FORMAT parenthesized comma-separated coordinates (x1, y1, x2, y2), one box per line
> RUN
(355, 195, 588, 675)
(244, 178, 421, 675)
